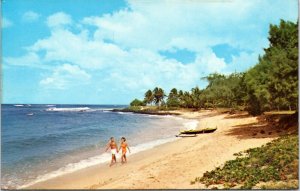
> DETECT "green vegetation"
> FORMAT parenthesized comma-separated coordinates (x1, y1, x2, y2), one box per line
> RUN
(152, 87, 166, 106)
(244, 20, 298, 115)
(166, 88, 181, 108)
(114, 106, 180, 116)
(129, 20, 298, 115)
(130, 98, 146, 106)
(193, 135, 298, 189)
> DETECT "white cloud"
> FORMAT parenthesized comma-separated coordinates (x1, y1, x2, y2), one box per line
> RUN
(94, 48, 205, 94)
(81, 1, 257, 51)
(224, 51, 259, 74)
(2, 17, 13, 28)
(40, 64, 91, 89)
(22, 11, 40, 22)
(28, 28, 126, 69)
(46, 12, 72, 28)
(81, 0, 297, 54)
(4, 52, 52, 70)
(4, 0, 298, 101)
(194, 50, 227, 74)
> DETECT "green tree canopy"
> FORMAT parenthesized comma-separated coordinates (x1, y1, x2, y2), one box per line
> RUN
(130, 99, 146, 106)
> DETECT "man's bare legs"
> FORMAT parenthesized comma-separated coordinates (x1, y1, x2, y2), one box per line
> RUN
(110, 154, 117, 167)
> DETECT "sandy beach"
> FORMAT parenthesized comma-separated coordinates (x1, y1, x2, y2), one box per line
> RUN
(26, 110, 279, 189)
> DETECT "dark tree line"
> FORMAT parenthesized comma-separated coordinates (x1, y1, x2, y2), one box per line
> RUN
(130, 20, 298, 115)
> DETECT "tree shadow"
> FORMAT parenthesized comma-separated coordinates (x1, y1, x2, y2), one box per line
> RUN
(225, 121, 282, 140)
(225, 111, 298, 140)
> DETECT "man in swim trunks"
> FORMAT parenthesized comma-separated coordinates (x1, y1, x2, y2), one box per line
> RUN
(105, 137, 118, 166)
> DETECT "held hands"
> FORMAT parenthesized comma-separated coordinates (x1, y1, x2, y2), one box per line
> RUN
(105, 145, 109, 152)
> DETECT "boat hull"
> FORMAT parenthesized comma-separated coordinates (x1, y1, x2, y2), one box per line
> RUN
(180, 128, 217, 134)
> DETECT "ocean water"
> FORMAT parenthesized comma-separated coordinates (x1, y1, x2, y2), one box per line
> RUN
(1, 104, 195, 189)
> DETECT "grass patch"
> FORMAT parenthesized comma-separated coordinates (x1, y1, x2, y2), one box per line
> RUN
(194, 135, 298, 189)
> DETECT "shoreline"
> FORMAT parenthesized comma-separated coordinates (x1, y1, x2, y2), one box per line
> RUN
(112, 108, 182, 116)
(15, 112, 187, 189)
(23, 110, 279, 189)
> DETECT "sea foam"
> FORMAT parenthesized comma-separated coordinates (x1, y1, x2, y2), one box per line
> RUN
(45, 107, 90, 112)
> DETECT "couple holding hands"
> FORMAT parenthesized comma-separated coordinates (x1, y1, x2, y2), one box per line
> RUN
(105, 137, 130, 166)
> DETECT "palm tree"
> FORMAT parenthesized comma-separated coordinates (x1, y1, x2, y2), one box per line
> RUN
(153, 87, 165, 106)
(170, 88, 178, 97)
(191, 86, 202, 109)
(144, 89, 154, 105)
(183, 91, 193, 108)
(178, 90, 184, 107)
(167, 88, 180, 107)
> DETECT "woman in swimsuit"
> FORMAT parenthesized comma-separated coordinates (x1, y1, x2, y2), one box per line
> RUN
(119, 137, 130, 164)
(105, 137, 119, 166)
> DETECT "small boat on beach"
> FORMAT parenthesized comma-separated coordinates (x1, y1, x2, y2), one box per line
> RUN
(179, 127, 217, 135)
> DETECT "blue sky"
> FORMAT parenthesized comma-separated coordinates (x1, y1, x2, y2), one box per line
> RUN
(2, 0, 298, 104)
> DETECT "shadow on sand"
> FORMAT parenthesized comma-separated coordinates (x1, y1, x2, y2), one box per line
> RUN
(225, 121, 281, 140)
(224, 113, 298, 140)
